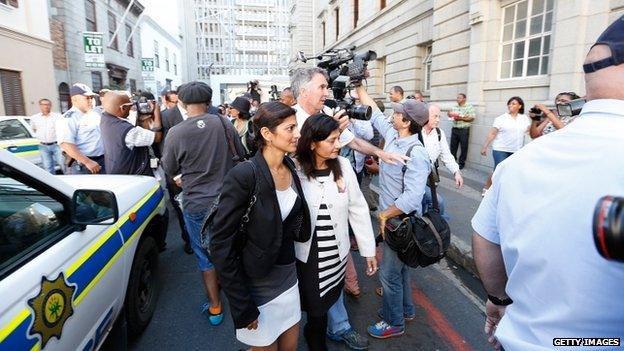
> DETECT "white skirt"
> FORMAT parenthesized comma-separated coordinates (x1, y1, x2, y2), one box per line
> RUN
(236, 282, 301, 347)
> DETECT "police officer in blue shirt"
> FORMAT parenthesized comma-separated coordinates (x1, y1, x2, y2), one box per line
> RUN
(57, 83, 106, 174)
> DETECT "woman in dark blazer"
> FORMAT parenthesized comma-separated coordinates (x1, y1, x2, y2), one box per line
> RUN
(210, 102, 311, 351)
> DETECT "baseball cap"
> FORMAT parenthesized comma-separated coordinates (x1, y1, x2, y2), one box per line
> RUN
(583, 15, 624, 73)
(178, 81, 212, 104)
(392, 100, 429, 127)
(70, 83, 97, 97)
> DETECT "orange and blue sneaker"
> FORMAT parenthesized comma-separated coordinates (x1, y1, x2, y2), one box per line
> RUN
(201, 302, 223, 326)
(367, 320, 405, 339)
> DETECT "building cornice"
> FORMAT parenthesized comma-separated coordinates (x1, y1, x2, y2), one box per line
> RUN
(0, 25, 54, 49)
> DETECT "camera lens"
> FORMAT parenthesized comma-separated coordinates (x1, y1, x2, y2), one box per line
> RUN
(593, 196, 624, 262)
(348, 104, 372, 120)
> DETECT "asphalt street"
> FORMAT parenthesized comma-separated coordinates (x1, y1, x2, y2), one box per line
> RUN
(126, 175, 490, 351)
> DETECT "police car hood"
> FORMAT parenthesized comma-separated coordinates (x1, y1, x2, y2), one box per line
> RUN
(58, 175, 160, 213)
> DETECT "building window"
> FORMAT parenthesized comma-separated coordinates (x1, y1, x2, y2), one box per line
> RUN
(380, 0, 386, 10)
(58, 83, 70, 112)
(423, 45, 432, 91)
(0, 0, 19, 8)
(129, 79, 136, 93)
(154, 40, 160, 68)
(500, 0, 553, 79)
(0, 70, 25, 116)
(125, 23, 134, 57)
(108, 11, 118, 50)
(85, 0, 97, 32)
(322, 21, 326, 47)
(354, 0, 359, 28)
(173, 53, 177, 75)
(91, 71, 103, 92)
(335, 8, 340, 40)
(165, 47, 170, 72)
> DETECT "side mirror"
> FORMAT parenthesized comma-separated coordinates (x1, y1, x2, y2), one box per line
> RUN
(71, 189, 119, 225)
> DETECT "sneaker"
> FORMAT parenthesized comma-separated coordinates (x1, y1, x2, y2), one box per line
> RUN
(201, 302, 223, 326)
(327, 328, 369, 350)
(367, 320, 405, 339)
(377, 308, 416, 322)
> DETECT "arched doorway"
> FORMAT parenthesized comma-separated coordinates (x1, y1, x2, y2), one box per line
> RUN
(58, 82, 70, 113)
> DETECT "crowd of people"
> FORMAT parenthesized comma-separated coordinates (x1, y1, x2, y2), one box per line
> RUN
(21, 16, 624, 351)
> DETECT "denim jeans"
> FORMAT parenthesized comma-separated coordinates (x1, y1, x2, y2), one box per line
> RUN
(182, 209, 214, 271)
(492, 150, 514, 170)
(327, 291, 351, 335)
(421, 186, 449, 221)
(68, 156, 106, 175)
(379, 242, 415, 327)
(38, 143, 63, 174)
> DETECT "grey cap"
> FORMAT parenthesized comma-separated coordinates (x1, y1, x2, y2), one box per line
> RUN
(392, 100, 429, 127)
(70, 83, 97, 97)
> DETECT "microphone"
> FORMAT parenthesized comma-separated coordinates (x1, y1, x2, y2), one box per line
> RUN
(324, 99, 338, 109)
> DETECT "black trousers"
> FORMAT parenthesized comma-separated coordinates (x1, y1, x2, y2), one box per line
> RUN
(165, 178, 190, 245)
(450, 127, 470, 168)
(304, 314, 328, 351)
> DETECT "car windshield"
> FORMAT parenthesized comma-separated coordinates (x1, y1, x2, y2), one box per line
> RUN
(0, 119, 31, 140)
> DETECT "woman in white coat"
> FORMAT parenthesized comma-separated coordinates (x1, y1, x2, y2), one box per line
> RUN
(294, 113, 377, 351)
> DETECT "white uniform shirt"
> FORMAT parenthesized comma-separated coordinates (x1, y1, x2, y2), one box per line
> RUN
(30, 112, 62, 143)
(422, 127, 459, 175)
(294, 104, 355, 147)
(472, 99, 624, 351)
(491, 113, 531, 152)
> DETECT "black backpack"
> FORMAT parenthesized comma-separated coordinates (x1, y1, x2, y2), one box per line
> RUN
(384, 141, 451, 268)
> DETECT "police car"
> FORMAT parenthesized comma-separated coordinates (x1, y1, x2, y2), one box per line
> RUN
(0, 149, 168, 350)
(0, 116, 42, 167)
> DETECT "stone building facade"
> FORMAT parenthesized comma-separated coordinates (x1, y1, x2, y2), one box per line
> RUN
(0, 0, 57, 116)
(49, 0, 145, 112)
(311, 0, 624, 170)
(140, 15, 183, 96)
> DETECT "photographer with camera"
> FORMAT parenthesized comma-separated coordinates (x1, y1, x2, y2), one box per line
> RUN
(99, 90, 162, 176)
(529, 92, 581, 138)
(471, 17, 624, 351)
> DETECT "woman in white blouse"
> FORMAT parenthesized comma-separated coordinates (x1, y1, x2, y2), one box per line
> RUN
(480, 96, 531, 194)
(421, 104, 464, 217)
(294, 113, 377, 351)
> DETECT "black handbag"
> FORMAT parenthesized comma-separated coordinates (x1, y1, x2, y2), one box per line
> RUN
(384, 141, 451, 268)
(200, 161, 259, 250)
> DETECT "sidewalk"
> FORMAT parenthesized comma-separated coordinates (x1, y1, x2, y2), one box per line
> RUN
(437, 166, 489, 276)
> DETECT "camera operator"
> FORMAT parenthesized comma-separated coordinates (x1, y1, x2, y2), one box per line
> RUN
(247, 79, 261, 103)
(291, 67, 408, 166)
(529, 92, 581, 138)
(99, 91, 162, 176)
(471, 17, 624, 351)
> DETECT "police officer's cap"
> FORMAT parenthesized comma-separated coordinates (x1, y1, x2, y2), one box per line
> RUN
(70, 83, 97, 97)
(178, 81, 212, 104)
(583, 15, 624, 73)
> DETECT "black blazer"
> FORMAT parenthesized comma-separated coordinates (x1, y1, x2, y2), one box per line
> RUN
(155, 106, 184, 157)
(209, 152, 311, 329)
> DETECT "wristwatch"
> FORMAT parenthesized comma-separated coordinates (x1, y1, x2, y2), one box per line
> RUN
(487, 294, 513, 306)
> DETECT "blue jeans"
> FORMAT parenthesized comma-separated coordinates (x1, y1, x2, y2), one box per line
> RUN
(380, 242, 416, 327)
(68, 156, 106, 174)
(492, 150, 513, 170)
(327, 291, 351, 336)
(182, 210, 214, 272)
(39, 143, 63, 174)
(422, 186, 449, 221)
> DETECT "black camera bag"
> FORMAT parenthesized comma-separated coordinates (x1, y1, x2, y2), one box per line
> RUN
(385, 141, 451, 267)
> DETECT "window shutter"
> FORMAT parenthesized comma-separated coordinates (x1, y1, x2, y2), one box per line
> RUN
(0, 70, 26, 116)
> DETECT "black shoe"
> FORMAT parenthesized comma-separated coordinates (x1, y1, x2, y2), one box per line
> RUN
(183, 242, 193, 255)
(459, 164, 465, 170)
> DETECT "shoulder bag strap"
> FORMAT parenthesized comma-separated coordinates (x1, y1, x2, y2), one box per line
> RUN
(218, 115, 242, 162)
(239, 161, 259, 231)
(403, 134, 440, 212)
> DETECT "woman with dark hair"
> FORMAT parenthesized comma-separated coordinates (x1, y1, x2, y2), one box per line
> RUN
(230, 96, 256, 155)
(480, 96, 531, 194)
(529, 92, 581, 138)
(210, 101, 311, 350)
(295, 113, 377, 350)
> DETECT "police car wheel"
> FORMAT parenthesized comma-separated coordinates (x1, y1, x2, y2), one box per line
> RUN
(125, 236, 160, 336)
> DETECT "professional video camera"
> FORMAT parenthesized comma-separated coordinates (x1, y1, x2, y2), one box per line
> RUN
(556, 98, 586, 117)
(298, 47, 377, 120)
(269, 85, 280, 102)
(593, 196, 624, 263)
(134, 96, 155, 116)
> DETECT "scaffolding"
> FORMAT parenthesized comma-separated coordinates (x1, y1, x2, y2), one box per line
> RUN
(192, 0, 291, 80)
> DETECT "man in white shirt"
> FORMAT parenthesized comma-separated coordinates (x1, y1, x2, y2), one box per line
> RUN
(472, 17, 624, 351)
(30, 98, 63, 174)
